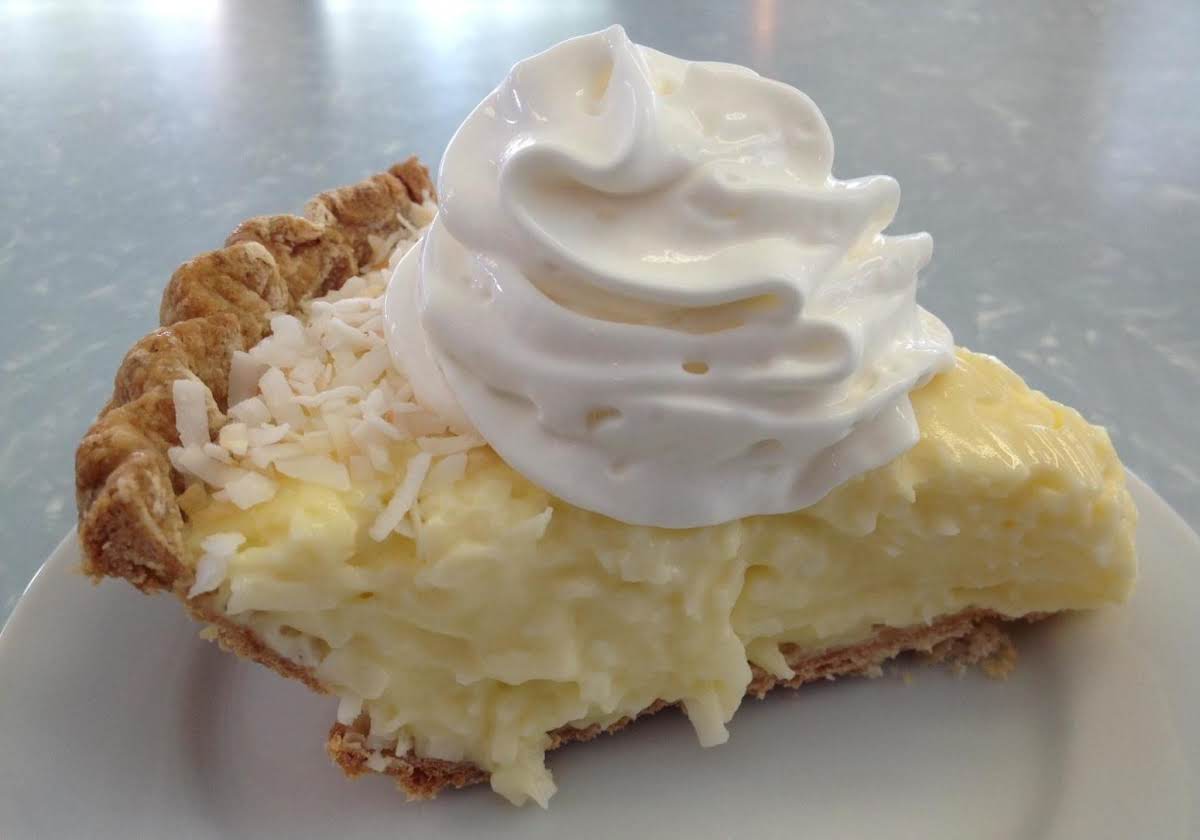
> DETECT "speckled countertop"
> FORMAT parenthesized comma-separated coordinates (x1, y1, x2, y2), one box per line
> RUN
(2, 0, 1197, 620)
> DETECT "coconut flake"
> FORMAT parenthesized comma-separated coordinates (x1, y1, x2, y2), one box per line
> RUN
(511, 506, 554, 542)
(364, 413, 405, 441)
(422, 452, 468, 495)
(259, 367, 306, 428)
(172, 379, 211, 447)
(246, 423, 291, 448)
(414, 199, 437, 225)
(288, 357, 326, 391)
(290, 378, 317, 397)
(187, 531, 244, 598)
(290, 357, 325, 387)
(364, 442, 392, 472)
(417, 435, 482, 455)
(219, 472, 277, 509)
(329, 349, 358, 379)
(269, 313, 307, 347)
(202, 531, 245, 556)
(251, 335, 312, 369)
(394, 516, 415, 539)
(364, 387, 387, 414)
(683, 693, 730, 748)
(169, 446, 247, 487)
(331, 296, 376, 316)
(299, 431, 334, 455)
(336, 274, 368, 299)
(365, 752, 391, 773)
(229, 396, 272, 426)
(246, 441, 305, 469)
(292, 385, 364, 407)
(336, 694, 364, 725)
(229, 351, 269, 408)
(274, 455, 351, 491)
(324, 411, 353, 459)
(218, 422, 250, 456)
(326, 316, 376, 352)
(346, 347, 391, 388)
(202, 442, 235, 464)
(402, 411, 449, 437)
(315, 362, 334, 392)
(188, 554, 228, 598)
(369, 452, 433, 541)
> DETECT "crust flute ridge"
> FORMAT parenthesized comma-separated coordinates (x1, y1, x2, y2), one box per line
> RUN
(74, 158, 1020, 801)
(76, 158, 435, 692)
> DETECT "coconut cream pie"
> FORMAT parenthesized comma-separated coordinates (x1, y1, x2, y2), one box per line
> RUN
(76, 26, 1136, 807)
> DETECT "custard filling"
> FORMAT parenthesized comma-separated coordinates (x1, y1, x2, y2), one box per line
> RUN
(173, 233, 1135, 805)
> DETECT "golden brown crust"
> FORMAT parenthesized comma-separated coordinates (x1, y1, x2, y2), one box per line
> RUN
(112, 315, 245, 410)
(302, 158, 434, 269)
(387, 158, 438, 205)
(225, 216, 357, 308)
(159, 242, 289, 349)
(327, 608, 1023, 800)
(190, 599, 329, 693)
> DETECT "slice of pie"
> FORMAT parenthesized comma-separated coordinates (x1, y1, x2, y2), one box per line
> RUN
(75, 29, 1136, 809)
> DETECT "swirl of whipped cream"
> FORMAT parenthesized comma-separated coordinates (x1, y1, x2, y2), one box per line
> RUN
(385, 25, 953, 528)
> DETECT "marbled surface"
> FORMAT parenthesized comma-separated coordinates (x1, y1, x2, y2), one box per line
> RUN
(1, 0, 1197, 621)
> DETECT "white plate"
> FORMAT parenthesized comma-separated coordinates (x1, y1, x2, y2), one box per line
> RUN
(1, 473, 1196, 839)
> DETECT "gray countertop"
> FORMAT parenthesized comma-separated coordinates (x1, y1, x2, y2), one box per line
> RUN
(2, 0, 1198, 621)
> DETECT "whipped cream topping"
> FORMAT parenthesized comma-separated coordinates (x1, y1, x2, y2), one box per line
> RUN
(385, 25, 953, 528)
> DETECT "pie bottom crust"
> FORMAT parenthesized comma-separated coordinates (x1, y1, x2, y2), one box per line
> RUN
(74, 160, 1026, 802)
(325, 608, 1025, 799)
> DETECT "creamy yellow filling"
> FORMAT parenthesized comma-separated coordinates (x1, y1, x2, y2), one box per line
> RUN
(185, 349, 1136, 805)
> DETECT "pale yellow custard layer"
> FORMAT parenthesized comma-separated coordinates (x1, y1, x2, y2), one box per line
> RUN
(186, 349, 1136, 805)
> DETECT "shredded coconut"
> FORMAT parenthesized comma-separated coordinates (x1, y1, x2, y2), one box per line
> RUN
(246, 423, 290, 448)
(418, 435, 483, 455)
(217, 471, 277, 509)
(275, 455, 351, 491)
(168, 446, 247, 487)
(229, 351, 268, 407)
(423, 452, 468, 495)
(365, 752, 392, 773)
(172, 379, 211, 447)
(228, 396, 271, 426)
(218, 422, 249, 456)
(167, 203, 484, 541)
(259, 367, 306, 428)
(187, 532, 245, 598)
(369, 452, 433, 541)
